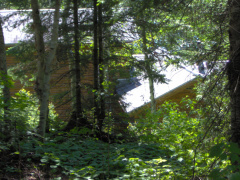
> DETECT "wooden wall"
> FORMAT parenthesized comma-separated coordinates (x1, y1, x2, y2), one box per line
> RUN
(6, 46, 94, 121)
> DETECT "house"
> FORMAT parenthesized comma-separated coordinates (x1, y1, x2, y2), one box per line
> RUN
(116, 56, 203, 119)
(2, 10, 202, 122)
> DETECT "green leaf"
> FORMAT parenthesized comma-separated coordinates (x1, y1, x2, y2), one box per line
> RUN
(209, 143, 224, 157)
(209, 169, 222, 179)
(219, 153, 227, 160)
(230, 153, 240, 164)
(177, 157, 184, 162)
(229, 142, 240, 154)
(229, 172, 240, 180)
(134, 163, 140, 168)
(40, 158, 48, 163)
(50, 165, 58, 169)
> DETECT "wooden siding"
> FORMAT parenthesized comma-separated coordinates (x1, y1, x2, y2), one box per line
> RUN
(6, 46, 94, 121)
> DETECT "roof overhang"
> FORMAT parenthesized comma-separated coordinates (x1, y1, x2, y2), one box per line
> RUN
(119, 64, 202, 113)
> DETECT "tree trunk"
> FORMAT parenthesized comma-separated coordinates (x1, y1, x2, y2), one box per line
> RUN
(73, 0, 88, 127)
(142, 25, 156, 113)
(147, 65, 156, 113)
(73, 0, 84, 126)
(0, 16, 11, 138)
(63, 1, 75, 105)
(31, 0, 60, 137)
(60, 1, 77, 131)
(98, 2, 105, 130)
(228, 0, 240, 147)
(93, 0, 100, 125)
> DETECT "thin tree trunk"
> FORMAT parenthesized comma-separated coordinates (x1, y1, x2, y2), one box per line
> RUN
(0, 16, 11, 138)
(98, 2, 105, 130)
(73, 0, 82, 126)
(147, 65, 156, 113)
(62, 0, 75, 106)
(142, 25, 156, 113)
(228, 0, 240, 148)
(61, 2, 77, 130)
(73, 0, 88, 126)
(31, 0, 60, 137)
(93, 0, 100, 125)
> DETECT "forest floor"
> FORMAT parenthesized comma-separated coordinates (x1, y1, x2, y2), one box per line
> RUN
(0, 130, 177, 180)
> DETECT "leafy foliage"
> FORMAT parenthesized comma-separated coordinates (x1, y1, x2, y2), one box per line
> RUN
(1, 95, 235, 179)
(128, 97, 231, 178)
(0, 88, 59, 140)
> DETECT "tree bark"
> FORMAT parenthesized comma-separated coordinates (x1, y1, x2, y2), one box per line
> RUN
(0, 16, 11, 138)
(31, 0, 60, 137)
(93, 0, 100, 125)
(228, 0, 240, 147)
(98, 2, 105, 130)
(72, 0, 88, 127)
(73, 0, 82, 126)
(142, 25, 156, 113)
(63, 1, 75, 104)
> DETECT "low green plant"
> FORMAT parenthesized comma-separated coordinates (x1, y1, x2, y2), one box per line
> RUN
(0, 91, 232, 179)
(128, 98, 228, 178)
(0, 88, 60, 145)
(208, 142, 240, 180)
(14, 132, 171, 179)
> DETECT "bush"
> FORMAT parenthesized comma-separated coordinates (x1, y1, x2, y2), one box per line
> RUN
(0, 89, 59, 140)
(128, 98, 229, 178)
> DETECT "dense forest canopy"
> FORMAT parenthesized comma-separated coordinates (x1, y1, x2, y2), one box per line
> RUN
(1, 0, 240, 179)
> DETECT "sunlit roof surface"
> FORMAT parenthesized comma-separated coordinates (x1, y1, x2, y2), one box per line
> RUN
(118, 63, 201, 113)
(1, 10, 30, 44)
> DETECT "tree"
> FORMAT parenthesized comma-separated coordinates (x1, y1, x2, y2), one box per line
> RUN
(97, 1, 106, 131)
(228, 0, 240, 149)
(93, 0, 106, 130)
(31, 0, 60, 137)
(72, 0, 88, 126)
(93, 0, 99, 127)
(0, 15, 11, 139)
(142, 23, 157, 113)
(58, 1, 95, 130)
(125, 1, 176, 113)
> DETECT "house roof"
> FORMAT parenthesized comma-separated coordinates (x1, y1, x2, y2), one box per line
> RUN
(1, 9, 137, 45)
(117, 62, 203, 113)
(1, 10, 30, 44)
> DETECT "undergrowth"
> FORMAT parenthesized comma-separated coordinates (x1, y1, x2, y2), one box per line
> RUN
(1, 95, 240, 179)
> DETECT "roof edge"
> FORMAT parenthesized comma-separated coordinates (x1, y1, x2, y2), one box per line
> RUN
(127, 77, 199, 114)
